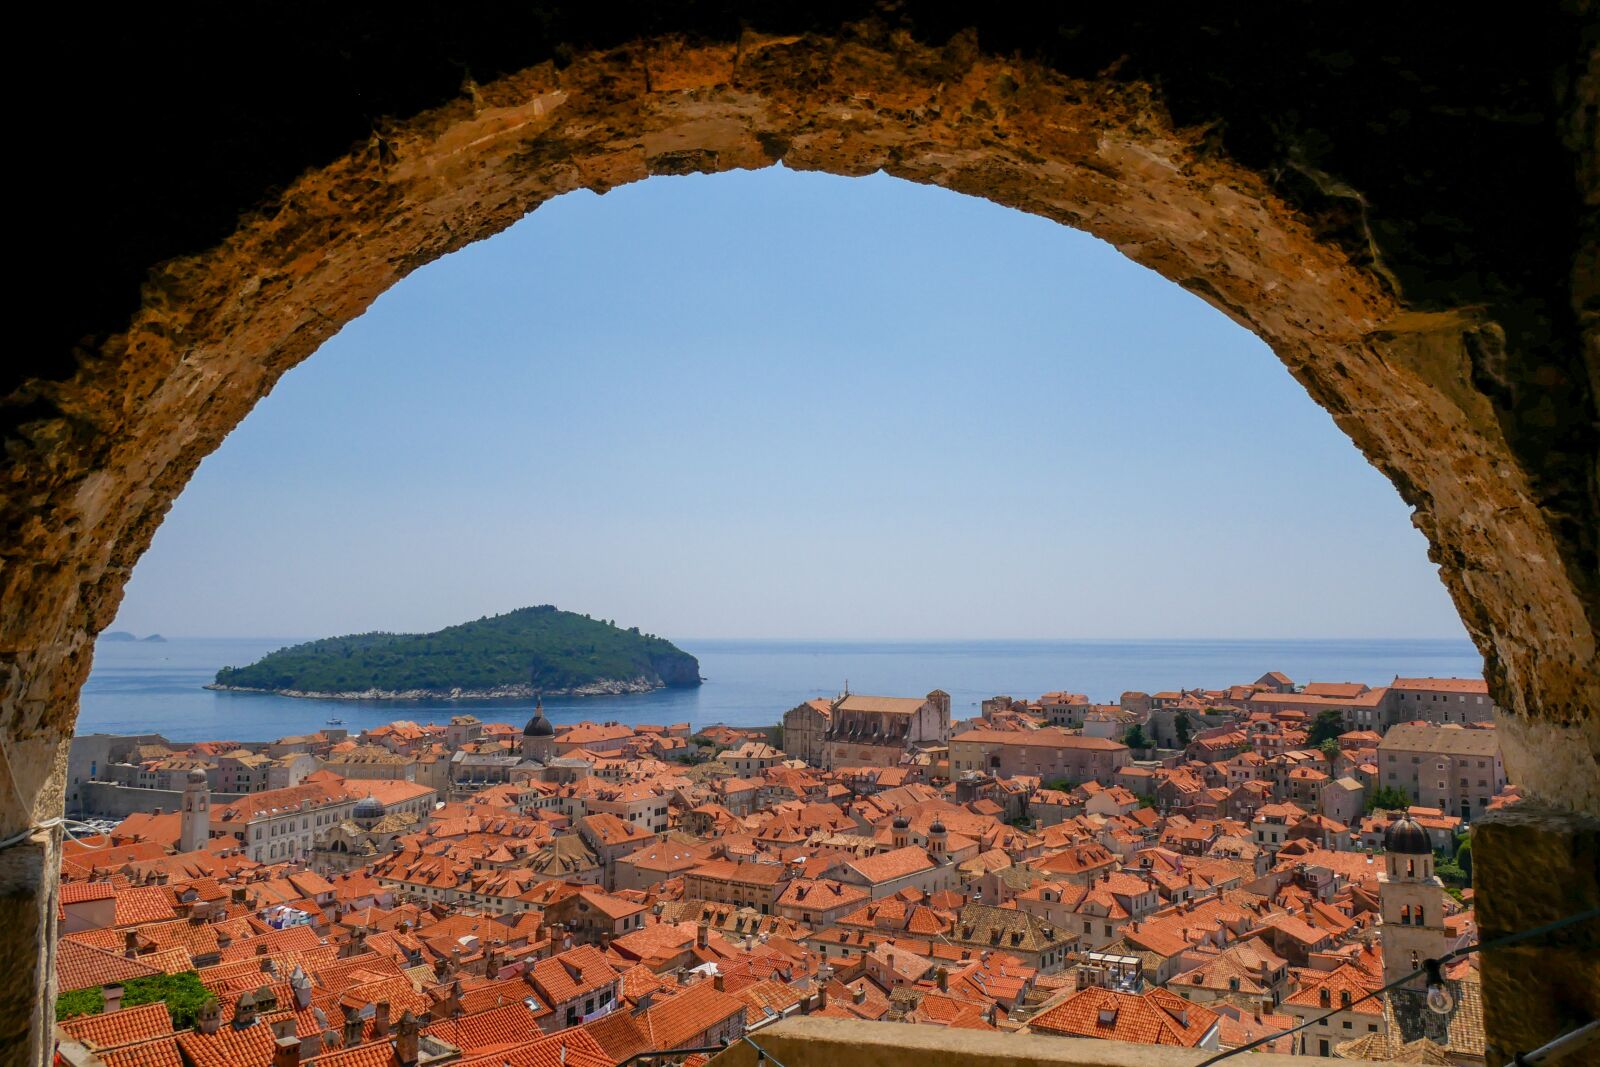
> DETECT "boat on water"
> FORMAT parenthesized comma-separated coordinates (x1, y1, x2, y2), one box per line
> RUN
(325, 717, 344, 725)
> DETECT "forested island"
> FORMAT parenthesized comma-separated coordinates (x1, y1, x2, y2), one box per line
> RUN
(208, 606, 701, 700)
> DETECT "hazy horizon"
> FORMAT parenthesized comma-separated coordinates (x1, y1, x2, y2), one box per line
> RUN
(101, 630, 1475, 643)
(107, 165, 1472, 643)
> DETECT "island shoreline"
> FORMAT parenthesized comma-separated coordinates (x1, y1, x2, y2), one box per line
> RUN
(202, 676, 696, 701)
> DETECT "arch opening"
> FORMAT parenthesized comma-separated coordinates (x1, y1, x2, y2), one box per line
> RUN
(3, 17, 1597, 1063)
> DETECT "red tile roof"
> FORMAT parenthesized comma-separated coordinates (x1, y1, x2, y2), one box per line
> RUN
(55, 939, 162, 993)
(1030, 987, 1219, 1046)
(640, 982, 745, 1049)
(59, 1002, 174, 1049)
(98, 1035, 185, 1067)
(423, 1003, 544, 1054)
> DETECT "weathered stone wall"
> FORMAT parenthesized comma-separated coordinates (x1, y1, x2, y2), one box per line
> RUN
(3, 6, 1596, 1063)
(77, 781, 246, 820)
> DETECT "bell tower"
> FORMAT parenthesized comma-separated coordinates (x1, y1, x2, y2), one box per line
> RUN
(180, 768, 210, 853)
(1378, 816, 1451, 989)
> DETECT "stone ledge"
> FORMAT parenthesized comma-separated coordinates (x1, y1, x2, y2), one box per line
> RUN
(1474, 802, 1600, 1067)
(706, 1016, 1408, 1067)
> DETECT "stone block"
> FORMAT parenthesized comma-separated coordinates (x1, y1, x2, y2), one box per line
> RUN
(1475, 802, 1600, 1066)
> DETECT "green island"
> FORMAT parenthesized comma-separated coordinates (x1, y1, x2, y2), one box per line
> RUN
(208, 605, 701, 700)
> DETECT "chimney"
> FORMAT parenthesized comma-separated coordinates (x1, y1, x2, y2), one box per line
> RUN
(373, 1002, 391, 1039)
(102, 984, 125, 1013)
(395, 1011, 420, 1067)
(291, 968, 313, 1009)
(123, 930, 140, 958)
(236, 992, 259, 1028)
(198, 997, 222, 1035)
(853, 987, 866, 1005)
(696, 923, 709, 949)
(935, 968, 948, 992)
(273, 1035, 300, 1067)
(343, 1009, 364, 1047)
(713, 972, 725, 992)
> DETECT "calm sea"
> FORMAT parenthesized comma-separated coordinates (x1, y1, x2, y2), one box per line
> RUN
(75, 636, 1486, 743)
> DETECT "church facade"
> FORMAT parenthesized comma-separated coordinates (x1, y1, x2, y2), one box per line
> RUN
(819, 691, 951, 769)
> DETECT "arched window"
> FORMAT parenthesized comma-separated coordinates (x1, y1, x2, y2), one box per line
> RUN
(1407, 859, 1416, 878)
(1401, 904, 1411, 925)
(1416, 906, 1424, 926)
(1319, 988, 1330, 1007)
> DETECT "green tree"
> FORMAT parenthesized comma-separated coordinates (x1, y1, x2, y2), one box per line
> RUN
(1366, 785, 1412, 813)
(1124, 724, 1150, 750)
(1319, 738, 1342, 760)
(1307, 709, 1345, 747)
(1435, 854, 1468, 886)
(55, 972, 211, 1028)
(1174, 713, 1192, 748)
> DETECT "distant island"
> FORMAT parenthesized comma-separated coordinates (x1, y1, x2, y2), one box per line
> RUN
(101, 631, 167, 643)
(207, 605, 701, 700)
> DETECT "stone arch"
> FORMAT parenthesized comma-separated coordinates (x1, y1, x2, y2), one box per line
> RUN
(3, 8, 1597, 1062)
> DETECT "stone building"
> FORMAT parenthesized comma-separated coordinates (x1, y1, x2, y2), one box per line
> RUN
(949, 728, 1130, 784)
(820, 691, 951, 769)
(1383, 678, 1500, 727)
(211, 779, 357, 863)
(1040, 691, 1092, 728)
(1378, 724, 1506, 822)
(319, 744, 417, 781)
(780, 698, 832, 766)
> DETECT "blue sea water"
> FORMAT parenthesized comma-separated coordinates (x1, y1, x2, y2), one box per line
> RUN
(75, 636, 1487, 743)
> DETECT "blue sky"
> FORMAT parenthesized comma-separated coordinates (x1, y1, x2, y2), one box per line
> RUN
(109, 166, 1468, 641)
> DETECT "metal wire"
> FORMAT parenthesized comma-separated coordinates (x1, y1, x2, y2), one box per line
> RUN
(1194, 906, 1600, 1067)
(742, 1033, 788, 1067)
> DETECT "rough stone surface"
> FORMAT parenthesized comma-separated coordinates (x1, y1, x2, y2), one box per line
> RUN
(2, 7, 1597, 1062)
(712, 1014, 1289, 1067)
(1475, 803, 1600, 1066)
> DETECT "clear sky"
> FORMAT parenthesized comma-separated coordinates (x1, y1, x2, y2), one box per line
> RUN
(109, 166, 1469, 642)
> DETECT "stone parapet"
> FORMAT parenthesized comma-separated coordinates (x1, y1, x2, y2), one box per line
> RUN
(1475, 802, 1600, 1066)
(708, 1016, 1411, 1067)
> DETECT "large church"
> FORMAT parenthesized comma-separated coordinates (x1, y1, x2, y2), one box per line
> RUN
(810, 689, 951, 770)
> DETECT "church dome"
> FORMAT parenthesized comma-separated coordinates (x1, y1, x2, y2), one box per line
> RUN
(1383, 815, 1431, 855)
(523, 689, 554, 736)
(892, 815, 910, 830)
(187, 767, 208, 785)
(929, 819, 947, 835)
(352, 794, 384, 821)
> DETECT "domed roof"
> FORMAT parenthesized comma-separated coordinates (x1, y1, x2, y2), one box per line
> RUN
(1384, 815, 1432, 855)
(892, 814, 910, 829)
(352, 794, 384, 820)
(187, 767, 209, 785)
(523, 691, 554, 736)
(929, 819, 947, 835)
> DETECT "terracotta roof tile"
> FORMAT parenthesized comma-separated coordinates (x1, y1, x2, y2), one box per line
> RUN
(60, 1002, 175, 1049)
